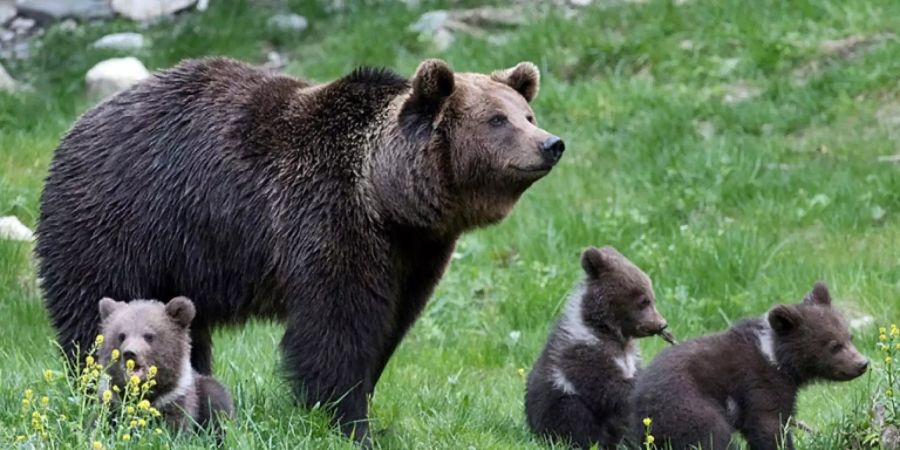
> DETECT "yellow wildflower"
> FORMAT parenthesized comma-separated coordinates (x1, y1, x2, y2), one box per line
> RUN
(121, 433, 131, 442)
(881, 334, 888, 342)
(16, 436, 26, 442)
(126, 406, 135, 414)
(138, 399, 151, 410)
(155, 428, 163, 435)
(24, 389, 34, 401)
(102, 390, 113, 403)
(645, 435, 655, 444)
(86, 356, 95, 367)
(892, 324, 899, 336)
(887, 357, 894, 365)
(895, 343, 900, 350)
(138, 418, 146, 427)
(130, 420, 138, 427)
(93, 441, 104, 450)
(887, 389, 894, 398)
(148, 366, 158, 377)
(129, 375, 140, 387)
(643, 417, 652, 427)
(111, 349, 120, 361)
(95, 335, 105, 346)
(126, 359, 135, 371)
(43, 369, 53, 383)
(21, 399, 30, 409)
(149, 407, 161, 417)
(40, 396, 49, 408)
(112, 385, 120, 393)
(880, 327, 887, 334)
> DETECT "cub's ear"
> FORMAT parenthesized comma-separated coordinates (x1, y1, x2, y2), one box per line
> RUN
(166, 296, 196, 329)
(98, 297, 123, 321)
(491, 62, 540, 102)
(803, 281, 832, 307)
(581, 246, 621, 278)
(768, 304, 801, 335)
(409, 59, 455, 108)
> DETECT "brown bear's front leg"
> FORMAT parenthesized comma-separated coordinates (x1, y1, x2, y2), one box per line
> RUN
(280, 282, 391, 443)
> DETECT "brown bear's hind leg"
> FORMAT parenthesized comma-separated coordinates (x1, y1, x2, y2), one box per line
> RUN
(190, 326, 214, 375)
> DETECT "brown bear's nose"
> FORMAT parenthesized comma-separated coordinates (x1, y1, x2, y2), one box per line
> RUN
(123, 350, 137, 363)
(541, 136, 565, 164)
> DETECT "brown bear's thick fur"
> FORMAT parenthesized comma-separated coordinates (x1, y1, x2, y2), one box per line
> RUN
(36, 57, 563, 439)
(97, 297, 235, 433)
(525, 246, 668, 448)
(630, 282, 869, 450)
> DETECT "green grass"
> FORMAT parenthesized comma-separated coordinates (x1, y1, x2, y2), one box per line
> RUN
(2, 0, 900, 448)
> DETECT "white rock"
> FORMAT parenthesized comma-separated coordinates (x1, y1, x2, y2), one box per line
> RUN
(0, 216, 33, 241)
(111, 0, 195, 21)
(0, 0, 16, 25)
(196, 0, 207, 11)
(92, 32, 145, 50)
(409, 10, 448, 33)
(267, 13, 308, 32)
(9, 16, 35, 33)
(85, 57, 149, 98)
(0, 62, 16, 91)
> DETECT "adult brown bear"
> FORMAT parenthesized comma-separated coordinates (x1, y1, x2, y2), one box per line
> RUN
(36, 57, 563, 440)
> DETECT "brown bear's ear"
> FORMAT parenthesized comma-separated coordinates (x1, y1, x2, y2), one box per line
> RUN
(803, 281, 832, 307)
(491, 62, 540, 103)
(98, 297, 123, 320)
(768, 304, 800, 335)
(410, 59, 455, 107)
(165, 296, 196, 329)
(581, 246, 619, 278)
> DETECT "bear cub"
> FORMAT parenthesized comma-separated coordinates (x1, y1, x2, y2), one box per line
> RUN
(525, 246, 670, 448)
(631, 282, 869, 450)
(98, 296, 235, 432)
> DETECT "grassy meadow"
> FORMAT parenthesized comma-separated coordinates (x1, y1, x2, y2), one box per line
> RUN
(1, 0, 899, 448)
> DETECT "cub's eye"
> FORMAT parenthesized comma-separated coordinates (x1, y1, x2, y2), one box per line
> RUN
(488, 114, 508, 127)
(639, 297, 652, 309)
(526, 115, 535, 124)
(829, 342, 844, 355)
(118, 333, 126, 342)
(143, 333, 154, 343)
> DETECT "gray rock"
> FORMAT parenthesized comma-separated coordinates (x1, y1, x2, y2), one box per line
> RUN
(0, 62, 16, 91)
(0, 0, 15, 25)
(0, 28, 14, 42)
(92, 32, 145, 51)
(16, 0, 113, 21)
(85, 56, 150, 99)
(111, 0, 195, 21)
(267, 13, 308, 32)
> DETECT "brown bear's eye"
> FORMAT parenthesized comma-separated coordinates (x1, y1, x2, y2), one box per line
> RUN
(118, 333, 126, 342)
(829, 342, 844, 354)
(488, 114, 508, 127)
(526, 115, 535, 124)
(639, 297, 651, 309)
(143, 333, 154, 343)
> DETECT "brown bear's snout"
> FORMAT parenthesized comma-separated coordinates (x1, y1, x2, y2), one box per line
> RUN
(540, 136, 565, 164)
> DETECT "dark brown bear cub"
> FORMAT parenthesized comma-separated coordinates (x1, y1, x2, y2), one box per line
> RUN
(98, 296, 235, 432)
(525, 246, 669, 448)
(631, 282, 868, 450)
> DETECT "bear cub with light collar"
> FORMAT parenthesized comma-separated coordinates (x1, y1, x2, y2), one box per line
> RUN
(98, 296, 234, 432)
(525, 246, 671, 448)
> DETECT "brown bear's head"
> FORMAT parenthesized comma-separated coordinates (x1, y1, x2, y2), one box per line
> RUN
(97, 296, 195, 399)
(579, 246, 668, 340)
(391, 59, 563, 234)
(767, 282, 869, 383)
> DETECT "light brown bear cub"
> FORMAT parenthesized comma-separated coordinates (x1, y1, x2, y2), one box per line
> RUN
(631, 282, 869, 450)
(525, 246, 670, 448)
(98, 296, 234, 432)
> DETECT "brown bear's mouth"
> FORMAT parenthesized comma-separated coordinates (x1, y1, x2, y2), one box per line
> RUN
(509, 165, 553, 176)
